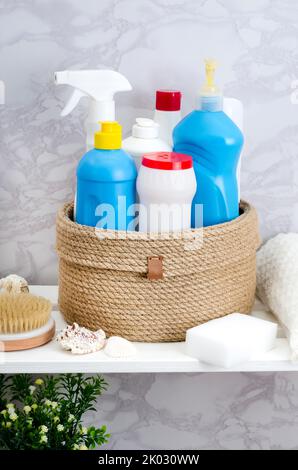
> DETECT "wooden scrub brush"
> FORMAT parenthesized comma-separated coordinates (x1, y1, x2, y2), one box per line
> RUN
(0, 293, 55, 351)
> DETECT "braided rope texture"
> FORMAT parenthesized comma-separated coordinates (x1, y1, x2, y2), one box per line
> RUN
(56, 201, 261, 342)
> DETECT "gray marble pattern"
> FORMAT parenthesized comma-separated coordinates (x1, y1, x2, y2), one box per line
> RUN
(96, 372, 298, 450)
(1, 0, 298, 449)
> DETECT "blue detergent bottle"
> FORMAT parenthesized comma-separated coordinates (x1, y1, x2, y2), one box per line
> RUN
(76, 121, 137, 229)
(173, 60, 244, 227)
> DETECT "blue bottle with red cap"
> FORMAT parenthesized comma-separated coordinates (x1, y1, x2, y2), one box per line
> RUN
(173, 60, 244, 227)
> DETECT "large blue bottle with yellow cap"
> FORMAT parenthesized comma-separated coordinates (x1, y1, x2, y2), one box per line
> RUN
(76, 121, 137, 229)
(173, 60, 244, 227)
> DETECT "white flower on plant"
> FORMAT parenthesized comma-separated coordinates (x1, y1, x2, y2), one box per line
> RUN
(6, 422, 11, 428)
(10, 413, 18, 421)
(73, 444, 79, 450)
(51, 402, 58, 409)
(80, 427, 88, 435)
(6, 404, 14, 410)
(40, 435, 48, 444)
(53, 416, 60, 423)
(68, 414, 75, 422)
(79, 445, 88, 450)
(31, 404, 38, 411)
(29, 385, 36, 395)
(57, 424, 64, 432)
(44, 400, 52, 407)
(23, 406, 31, 414)
(40, 425, 48, 433)
(0, 410, 7, 416)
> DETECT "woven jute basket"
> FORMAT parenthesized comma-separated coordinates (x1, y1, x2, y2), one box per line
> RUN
(56, 201, 260, 342)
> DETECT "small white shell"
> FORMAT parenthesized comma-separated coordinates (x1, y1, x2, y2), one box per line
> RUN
(104, 336, 136, 358)
(0, 274, 29, 294)
(57, 323, 106, 354)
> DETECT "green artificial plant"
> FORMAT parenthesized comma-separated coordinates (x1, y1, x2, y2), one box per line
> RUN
(0, 374, 110, 450)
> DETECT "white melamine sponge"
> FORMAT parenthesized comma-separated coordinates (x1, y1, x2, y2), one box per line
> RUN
(185, 313, 277, 368)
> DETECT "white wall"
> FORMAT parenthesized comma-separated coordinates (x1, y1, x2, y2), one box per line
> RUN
(1, 0, 298, 449)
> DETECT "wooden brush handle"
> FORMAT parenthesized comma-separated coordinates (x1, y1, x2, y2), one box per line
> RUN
(1, 323, 55, 352)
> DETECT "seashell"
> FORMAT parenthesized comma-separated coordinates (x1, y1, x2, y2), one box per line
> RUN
(0, 274, 29, 294)
(57, 323, 106, 354)
(104, 336, 136, 358)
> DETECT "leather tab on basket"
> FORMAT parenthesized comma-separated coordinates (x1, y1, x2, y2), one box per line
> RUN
(147, 256, 163, 280)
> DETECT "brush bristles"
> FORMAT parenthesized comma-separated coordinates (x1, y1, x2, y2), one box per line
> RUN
(0, 293, 52, 333)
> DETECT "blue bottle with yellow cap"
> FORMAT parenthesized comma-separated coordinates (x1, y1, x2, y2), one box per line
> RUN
(76, 121, 137, 229)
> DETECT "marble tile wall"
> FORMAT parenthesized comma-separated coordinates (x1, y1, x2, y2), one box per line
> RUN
(1, 0, 298, 449)
(94, 372, 298, 450)
(1, 0, 298, 283)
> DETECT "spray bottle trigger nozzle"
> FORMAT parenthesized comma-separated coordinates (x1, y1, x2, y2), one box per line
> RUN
(61, 89, 87, 117)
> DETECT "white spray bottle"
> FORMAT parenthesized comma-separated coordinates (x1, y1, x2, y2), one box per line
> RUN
(54, 69, 132, 150)
(55, 69, 132, 220)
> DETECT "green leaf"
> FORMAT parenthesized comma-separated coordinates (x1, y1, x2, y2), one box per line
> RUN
(0, 374, 110, 450)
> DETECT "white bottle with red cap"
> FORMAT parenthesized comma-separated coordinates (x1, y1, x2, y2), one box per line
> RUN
(154, 90, 182, 147)
(137, 152, 197, 233)
(122, 118, 171, 170)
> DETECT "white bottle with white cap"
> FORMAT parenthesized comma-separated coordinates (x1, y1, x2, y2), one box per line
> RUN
(223, 97, 244, 202)
(122, 118, 171, 170)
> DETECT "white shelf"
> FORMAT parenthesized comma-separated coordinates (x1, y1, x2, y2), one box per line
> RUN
(0, 286, 295, 374)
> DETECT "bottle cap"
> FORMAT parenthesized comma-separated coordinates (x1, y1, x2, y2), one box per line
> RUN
(94, 121, 122, 150)
(156, 90, 181, 111)
(141, 152, 193, 171)
(198, 59, 222, 112)
(132, 118, 159, 139)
